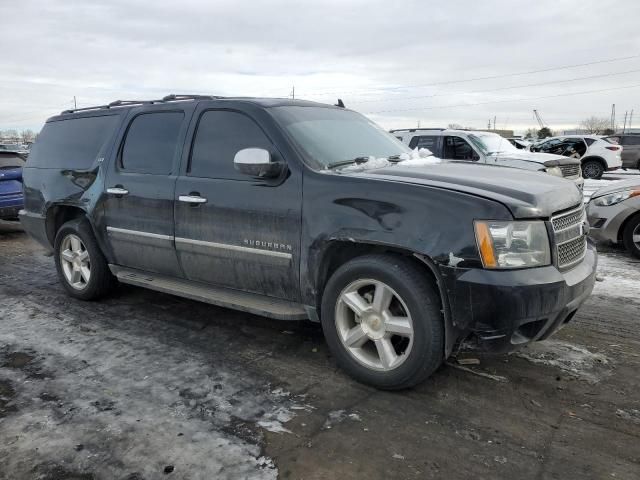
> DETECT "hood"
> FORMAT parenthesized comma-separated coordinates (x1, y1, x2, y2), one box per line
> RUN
(591, 178, 640, 199)
(347, 161, 583, 219)
(490, 151, 580, 167)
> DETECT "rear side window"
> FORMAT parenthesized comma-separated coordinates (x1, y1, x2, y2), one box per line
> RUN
(189, 110, 272, 180)
(584, 138, 597, 146)
(622, 136, 640, 146)
(27, 115, 120, 169)
(409, 135, 438, 150)
(121, 112, 184, 175)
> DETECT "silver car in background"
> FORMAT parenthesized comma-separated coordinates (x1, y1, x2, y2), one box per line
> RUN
(586, 178, 640, 258)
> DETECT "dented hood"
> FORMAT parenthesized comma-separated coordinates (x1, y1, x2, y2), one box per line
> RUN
(349, 162, 583, 219)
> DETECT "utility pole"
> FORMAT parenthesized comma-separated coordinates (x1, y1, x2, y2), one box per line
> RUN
(611, 104, 616, 131)
(290, 86, 295, 99)
(73, 96, 77, 109)
(629, 109, 634, 131)
(623, 111, 628, 133)
(493, 116, 497, 131)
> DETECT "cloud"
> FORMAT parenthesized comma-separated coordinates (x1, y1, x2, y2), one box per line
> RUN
(1, 0, 639, 132)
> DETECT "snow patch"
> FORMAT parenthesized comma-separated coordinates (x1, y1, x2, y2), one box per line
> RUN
(322, 409, 362, 429)
(515, 340, 611, 383)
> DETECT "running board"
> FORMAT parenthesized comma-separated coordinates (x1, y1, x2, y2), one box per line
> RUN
(109, 265, 308, 321)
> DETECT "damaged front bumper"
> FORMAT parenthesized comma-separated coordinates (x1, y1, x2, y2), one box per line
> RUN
(440, 241, 597, 353)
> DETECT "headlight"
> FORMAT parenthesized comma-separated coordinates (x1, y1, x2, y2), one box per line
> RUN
(545, 166, 563, 177)
(474, 220, 551, 269)
(592, 188, 640, 206)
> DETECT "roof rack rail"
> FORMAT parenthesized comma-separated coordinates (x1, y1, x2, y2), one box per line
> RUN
(60, 93, 224, 115)
(389, 127, 446, 133)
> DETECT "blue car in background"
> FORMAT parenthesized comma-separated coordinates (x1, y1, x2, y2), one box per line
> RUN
(0, 150, 26, 221)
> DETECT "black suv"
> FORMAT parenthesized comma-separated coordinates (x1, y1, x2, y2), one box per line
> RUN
(20, 95, 597, 389)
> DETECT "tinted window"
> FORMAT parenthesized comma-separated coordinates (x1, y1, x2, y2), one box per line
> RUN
(584, 137, 597, 146)
(622, 136, 640, 146)
(444, 136, 477, 160)
(27, 115, 120, 169)
(121, 112, 184, 174)
(189, 110, 272, 180)
(409, 135, 438, 150)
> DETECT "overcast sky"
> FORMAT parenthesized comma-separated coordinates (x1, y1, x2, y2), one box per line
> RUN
(1, 0, 639, 134)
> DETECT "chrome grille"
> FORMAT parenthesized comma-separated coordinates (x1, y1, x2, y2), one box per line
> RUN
(551, 205, 587, 269)
(559, 164, 581, 179)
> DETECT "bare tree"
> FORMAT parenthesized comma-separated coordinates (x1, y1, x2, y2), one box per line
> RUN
(524, 127, 538, 139)
(579, 116, 610, 134)
(20, 129, 36, 143)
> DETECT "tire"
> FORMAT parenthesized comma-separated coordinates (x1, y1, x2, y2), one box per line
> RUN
(54, 218, 115, 300)
(320, 254, 444, 390)
(582, 159, 604, 179)
(622, 215, 640, 259)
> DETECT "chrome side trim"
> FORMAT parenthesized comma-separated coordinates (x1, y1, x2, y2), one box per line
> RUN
(106, 226, 173, 241)
(175, 237, 293, 260)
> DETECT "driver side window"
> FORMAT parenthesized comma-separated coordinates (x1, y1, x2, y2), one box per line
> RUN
(444, 136, 478, 161)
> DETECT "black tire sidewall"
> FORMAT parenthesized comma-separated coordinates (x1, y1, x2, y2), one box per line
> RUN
(54, 219, 113, 300)
(321, 255, 444, 390)
(623, 215, 640, 259)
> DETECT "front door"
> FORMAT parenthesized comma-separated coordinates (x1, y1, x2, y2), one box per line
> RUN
(102, 106, 193, 277)
(442, 136, 480, 161)
(174, 107, 302, 300)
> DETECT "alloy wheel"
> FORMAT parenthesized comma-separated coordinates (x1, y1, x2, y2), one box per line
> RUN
(60, 234, 91, 290)
(335, 279, 414, 371)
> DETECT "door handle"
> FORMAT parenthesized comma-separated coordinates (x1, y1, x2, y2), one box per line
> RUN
(179, 195, 207, 204)
(107, 187, 129, 195)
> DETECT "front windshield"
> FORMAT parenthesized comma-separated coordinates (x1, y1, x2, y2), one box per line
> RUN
(270, 106, 411, 168)
(468, 133, 517, 155)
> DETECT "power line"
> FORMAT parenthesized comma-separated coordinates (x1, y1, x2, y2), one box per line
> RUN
(365, 83, 640, 114)
(349, 68, 640, 104)
(305, 54, 640, 97)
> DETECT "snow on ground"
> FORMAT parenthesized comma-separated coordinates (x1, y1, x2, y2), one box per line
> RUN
(583, 169, 640, 202)
(592, 250, 640, 300)
(0, 297, 307, 479)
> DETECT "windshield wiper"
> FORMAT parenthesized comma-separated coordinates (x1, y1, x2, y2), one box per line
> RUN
(325, 156, 371, 170)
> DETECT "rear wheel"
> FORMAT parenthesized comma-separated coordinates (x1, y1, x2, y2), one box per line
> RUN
(54, 219, 115, 300)
(321, 254, 444, 390)
(582, 160, 604, 179)
(622, 215, 640, 259)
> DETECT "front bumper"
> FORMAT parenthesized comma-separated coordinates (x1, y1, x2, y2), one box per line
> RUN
(0, 195, 23, 220)
(441, 242, 597, 353)
(586, 197, 640, 244)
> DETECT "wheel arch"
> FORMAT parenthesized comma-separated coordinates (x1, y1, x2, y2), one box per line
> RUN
(617, 210, 640, 244)
(314, 240, 456, 358)
(45, 204, 89, 246)
(581, 156, 607, 169)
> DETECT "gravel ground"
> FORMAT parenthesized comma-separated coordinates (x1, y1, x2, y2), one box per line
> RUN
(1, 221, 639, 480)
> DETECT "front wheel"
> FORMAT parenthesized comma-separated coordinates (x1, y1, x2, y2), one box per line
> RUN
(54, 219, 115, 300)
(622, 215, 640, 259)
(321, 254, 444, 390)
(582, 160, 604, 179)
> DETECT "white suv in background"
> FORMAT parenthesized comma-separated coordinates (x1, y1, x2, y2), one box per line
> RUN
(530, 135, 622, 179)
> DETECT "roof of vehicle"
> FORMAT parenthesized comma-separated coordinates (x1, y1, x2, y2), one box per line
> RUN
(391, 128, 503, 137)
(50, 94, 338, 121)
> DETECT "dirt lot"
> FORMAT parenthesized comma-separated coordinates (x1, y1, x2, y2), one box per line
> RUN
(1, 221, 639, 480)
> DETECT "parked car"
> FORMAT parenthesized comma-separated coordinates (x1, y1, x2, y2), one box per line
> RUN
(0, 150, 26, 221)
(603, 134, 640, 170)
(20, 95, 596, 389)
(530, 135, 622, 179)
(392, 128, 584, 189)
(587, 178, 640, 258)
(507, 138, 531, 150)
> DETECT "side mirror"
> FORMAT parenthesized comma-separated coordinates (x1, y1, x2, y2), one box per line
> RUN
(233, 148, 283, 178)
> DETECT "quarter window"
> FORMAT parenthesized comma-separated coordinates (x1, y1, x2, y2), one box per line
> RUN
(409, 135, 438, 151)
(189, 110, 272, 180)
(121, 112, 184, 174)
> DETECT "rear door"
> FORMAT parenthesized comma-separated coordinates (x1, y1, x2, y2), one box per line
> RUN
(408, 135, 441, 155)
(102, 105, 194, 276)
(173, 106, 302, 300)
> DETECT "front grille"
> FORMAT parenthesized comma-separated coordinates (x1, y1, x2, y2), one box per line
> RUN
(559, 164, 581, 178)
(551, 205, 587, 269)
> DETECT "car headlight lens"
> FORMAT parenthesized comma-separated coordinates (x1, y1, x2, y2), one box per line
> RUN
(545, 166, 563, 177)
(474, 220, 551, 269)
(592, 188, 640, 206)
